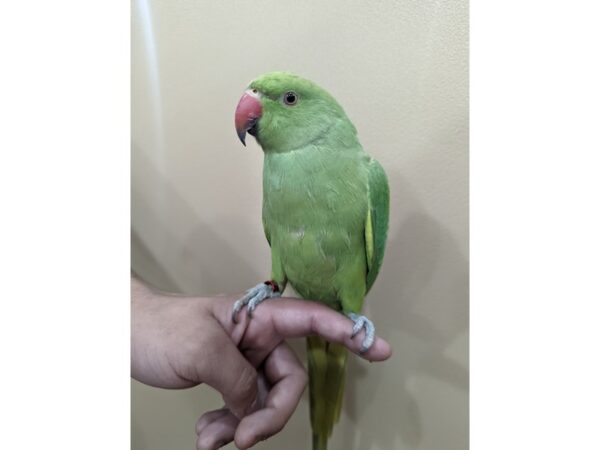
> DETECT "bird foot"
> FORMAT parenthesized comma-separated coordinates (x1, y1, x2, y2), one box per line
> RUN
(347, 313, 376, 353)
(232, 281, 282, 323)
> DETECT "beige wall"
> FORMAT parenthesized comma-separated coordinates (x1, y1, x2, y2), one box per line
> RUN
(132, 0, 468, 449)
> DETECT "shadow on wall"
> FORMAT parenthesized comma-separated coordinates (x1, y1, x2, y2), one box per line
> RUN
(131, 146, 262, 295)
(342, 167, 469, 449)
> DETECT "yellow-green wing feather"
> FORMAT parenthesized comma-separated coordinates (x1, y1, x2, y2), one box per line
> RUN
(365, 158, 390, 292)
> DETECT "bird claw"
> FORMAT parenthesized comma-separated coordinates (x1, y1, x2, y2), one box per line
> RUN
(347, 313, 375, 353)
(232, 282, 281, 323)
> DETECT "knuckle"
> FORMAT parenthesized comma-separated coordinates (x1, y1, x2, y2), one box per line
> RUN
(195, 417, 206, 435)
(195, 412, 215, 435)
(196, 436, 211, 450)
(232, 365, 258, 399)
(197, 435, 226, 450)
(297, 366, 309, 389)
(300, 370, 309, 389)
(196, 434, 213, 450)
(270, 420, 285, 436)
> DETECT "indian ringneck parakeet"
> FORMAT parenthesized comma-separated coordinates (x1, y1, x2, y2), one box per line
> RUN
(232, 72, 389, 450)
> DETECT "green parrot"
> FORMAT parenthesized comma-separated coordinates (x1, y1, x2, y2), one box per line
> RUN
(233, 72, 389, 450)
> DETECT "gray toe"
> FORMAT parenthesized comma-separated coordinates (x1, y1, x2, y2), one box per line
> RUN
(347, 313, 376, 353)
(246, 292, 266, 316)
(232, 282, 280, 320)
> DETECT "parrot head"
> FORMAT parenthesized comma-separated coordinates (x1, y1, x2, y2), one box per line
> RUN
(234, 72, 355, 152)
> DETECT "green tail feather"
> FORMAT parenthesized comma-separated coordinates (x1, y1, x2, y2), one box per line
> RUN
(307, 336, 348, 450)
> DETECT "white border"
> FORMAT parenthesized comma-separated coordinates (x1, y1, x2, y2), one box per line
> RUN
(1, 1, 600, 448)
(0, 1, 130, 449)
(472, 1, 600, 449)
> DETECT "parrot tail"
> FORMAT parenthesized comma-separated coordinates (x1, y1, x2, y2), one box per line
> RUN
(307, 335, 348, 450)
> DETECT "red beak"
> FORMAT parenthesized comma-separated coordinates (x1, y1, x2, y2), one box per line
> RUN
(234, 91, 262, 146)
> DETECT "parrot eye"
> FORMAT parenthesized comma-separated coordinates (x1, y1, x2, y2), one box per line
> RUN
(283, 91, 298, 106)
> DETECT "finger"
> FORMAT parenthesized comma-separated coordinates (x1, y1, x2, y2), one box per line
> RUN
(196, 409, 239, 450)
(246, 299, 392, 361)
(234, 342, 307, 449)
(198, 324, 258, 419)
(195, 408, 229, 435)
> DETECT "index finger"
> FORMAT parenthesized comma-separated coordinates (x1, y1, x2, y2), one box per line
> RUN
(221, 297, 393, 362)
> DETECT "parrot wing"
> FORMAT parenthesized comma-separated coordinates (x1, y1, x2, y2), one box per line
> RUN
(365, 157, 390, 292)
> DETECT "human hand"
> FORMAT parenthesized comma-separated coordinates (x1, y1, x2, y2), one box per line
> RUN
(131, 278, 392, 449)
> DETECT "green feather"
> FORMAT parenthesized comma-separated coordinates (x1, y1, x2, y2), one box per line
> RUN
(249, 72, 389, 449)
(365, 158, 390, 292)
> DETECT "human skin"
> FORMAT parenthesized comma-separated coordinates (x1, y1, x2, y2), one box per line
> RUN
(131, 277, 392, 449)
